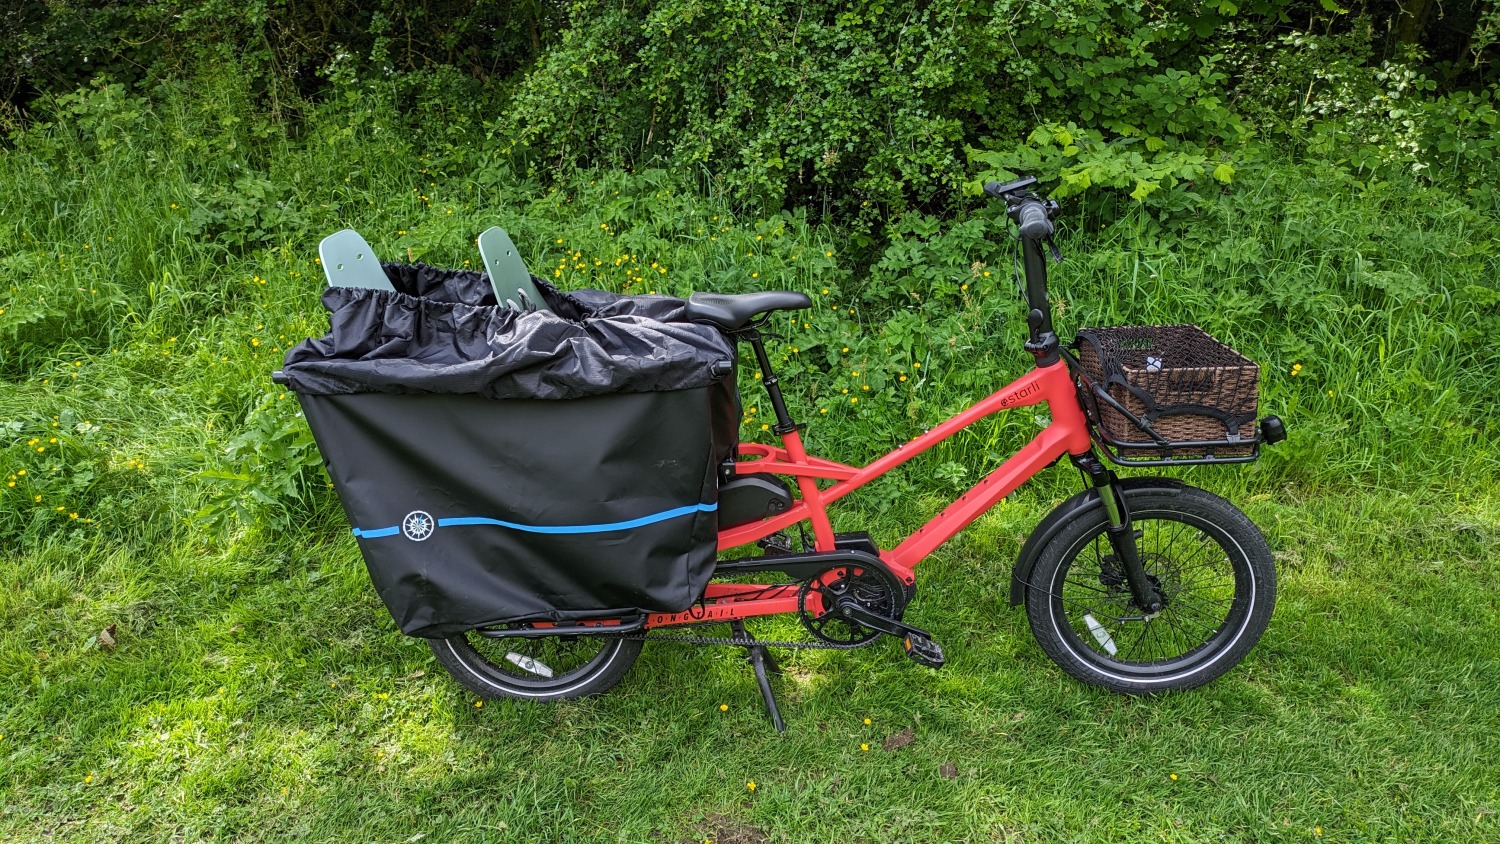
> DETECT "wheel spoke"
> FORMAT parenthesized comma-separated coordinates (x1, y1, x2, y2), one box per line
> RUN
(1160, 609, 1216, 644)
(1027, 489, 1274, 690)
(1061, 576, 1114, 596)
(1160, 593, 1228, 624)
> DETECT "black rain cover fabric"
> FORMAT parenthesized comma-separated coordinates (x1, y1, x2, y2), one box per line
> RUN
(279, 265, 734, 401)
(300, 389, 721, 637)
(282, 265, 739, 637)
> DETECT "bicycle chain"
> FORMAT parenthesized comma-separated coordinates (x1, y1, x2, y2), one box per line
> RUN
(623, 564, 898, 651)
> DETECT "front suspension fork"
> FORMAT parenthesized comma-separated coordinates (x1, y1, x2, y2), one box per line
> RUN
(1073, 453, 1163, 614)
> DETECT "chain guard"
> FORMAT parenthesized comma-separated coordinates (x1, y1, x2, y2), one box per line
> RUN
(797, 561, 906, 645)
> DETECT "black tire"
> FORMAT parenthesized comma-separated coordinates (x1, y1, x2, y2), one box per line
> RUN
(1024, 486, 1275, 694)
(427, 628, 644, 702)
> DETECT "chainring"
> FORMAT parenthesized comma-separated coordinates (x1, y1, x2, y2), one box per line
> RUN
(797, 562, 906, 646)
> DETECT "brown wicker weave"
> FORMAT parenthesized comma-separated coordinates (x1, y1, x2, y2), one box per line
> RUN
(1075, 325, 1259, 459)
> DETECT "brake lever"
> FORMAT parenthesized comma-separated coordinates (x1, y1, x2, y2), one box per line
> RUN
(1047, 237, 1063, 264)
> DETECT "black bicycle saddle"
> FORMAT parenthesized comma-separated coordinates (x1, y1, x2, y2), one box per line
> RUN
(684, 291, 813, 331)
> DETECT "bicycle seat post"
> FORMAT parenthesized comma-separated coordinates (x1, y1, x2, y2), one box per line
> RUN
(741, 327, 798, 435)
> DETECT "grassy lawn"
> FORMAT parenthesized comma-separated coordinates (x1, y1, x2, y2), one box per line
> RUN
(2, 89, 1498, 842)
(4, 486, 1497, 841)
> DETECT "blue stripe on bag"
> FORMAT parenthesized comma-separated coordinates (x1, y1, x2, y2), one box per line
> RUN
(351, 526, 402, 538)
(351, 502, 717, 540)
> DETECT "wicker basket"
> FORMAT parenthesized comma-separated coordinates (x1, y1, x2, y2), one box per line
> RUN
(1074, 325, 1259, 461)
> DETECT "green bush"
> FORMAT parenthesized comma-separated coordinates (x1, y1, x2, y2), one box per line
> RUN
(500, 0, 1263, 215)
(2, 78, 1495, 540)
(1, 1, 560, 122)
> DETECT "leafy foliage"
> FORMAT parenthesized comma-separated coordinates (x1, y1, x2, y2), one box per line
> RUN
(1, 0, 561, 122)
(1, 13, 1498, 843)
(501, 0, 1265, 213)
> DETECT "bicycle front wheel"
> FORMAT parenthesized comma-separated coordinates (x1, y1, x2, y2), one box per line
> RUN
(1024, 486, 1275, 694)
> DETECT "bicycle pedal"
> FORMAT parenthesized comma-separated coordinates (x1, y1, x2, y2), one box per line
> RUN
(902, 632, 945, 669)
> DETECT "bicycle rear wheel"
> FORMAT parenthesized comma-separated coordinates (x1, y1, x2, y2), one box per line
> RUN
(1023, 486, 1275, 694)
(428, 627, 643, 701)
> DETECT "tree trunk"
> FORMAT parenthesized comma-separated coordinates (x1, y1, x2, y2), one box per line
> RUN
(1394, 0, 1438, 47)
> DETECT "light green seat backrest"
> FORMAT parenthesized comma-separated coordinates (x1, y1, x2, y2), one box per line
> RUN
(478, 226, 549, 313)
(319, 229, 394, 292)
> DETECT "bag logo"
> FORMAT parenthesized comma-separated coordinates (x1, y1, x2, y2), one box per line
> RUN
(402, 510, 435, 541)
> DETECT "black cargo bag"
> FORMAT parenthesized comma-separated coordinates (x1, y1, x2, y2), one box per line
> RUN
(280, 266, 738, 638)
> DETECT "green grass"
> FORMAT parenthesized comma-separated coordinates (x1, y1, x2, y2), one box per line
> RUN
(5, 490, 1497, 841)
(2, 84, 1498, 842)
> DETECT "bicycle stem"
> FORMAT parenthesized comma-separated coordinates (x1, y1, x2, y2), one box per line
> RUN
(1016, 208, 1062, 368)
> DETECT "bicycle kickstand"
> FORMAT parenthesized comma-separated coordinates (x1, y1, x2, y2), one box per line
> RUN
(730, 620, 786, 732)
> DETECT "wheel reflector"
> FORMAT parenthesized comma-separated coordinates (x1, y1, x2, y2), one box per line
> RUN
(505, 652, 555, 678)
(1083, 614, 1118, 656)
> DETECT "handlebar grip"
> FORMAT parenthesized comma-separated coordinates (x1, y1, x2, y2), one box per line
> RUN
(1016, 201, 1054, 240)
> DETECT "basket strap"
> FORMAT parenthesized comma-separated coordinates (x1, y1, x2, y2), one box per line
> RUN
(1145, 404, 1257, 438)
(1088, 382, 1172, 446)
(1106, 374, 1162, 416)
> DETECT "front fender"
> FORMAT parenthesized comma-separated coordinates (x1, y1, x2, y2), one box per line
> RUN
(1008, 476, 1188, 606)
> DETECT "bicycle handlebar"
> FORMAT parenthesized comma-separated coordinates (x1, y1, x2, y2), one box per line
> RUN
(1013, 200, 1054, 240)
(983, 174, 1061, 365)
(983, 176, 1056, 240)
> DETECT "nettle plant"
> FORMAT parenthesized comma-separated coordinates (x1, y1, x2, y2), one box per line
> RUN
(968, 122, 1238, 213)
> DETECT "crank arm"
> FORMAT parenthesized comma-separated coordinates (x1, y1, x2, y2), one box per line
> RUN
(835, 600, 946, 668)
(834, 599, 923, 638)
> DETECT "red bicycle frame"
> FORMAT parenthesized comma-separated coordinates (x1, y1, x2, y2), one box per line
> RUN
(643, 360, 1093, 628)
